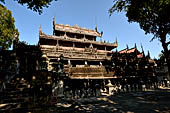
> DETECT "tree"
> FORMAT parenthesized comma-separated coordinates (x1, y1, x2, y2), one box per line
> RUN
(0, 0, 57, 14)
(0, 4, 19, 50)
(0, 0, 57, 49)
(109, 0, 170, 76)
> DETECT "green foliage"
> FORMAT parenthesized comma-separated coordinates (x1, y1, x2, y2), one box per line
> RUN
(14, 0, 57, 14)
(1, 0, 57, 14)
(0, 4, 19, 50)
(0, 0, 4, 3)
(109, 0, 170, 40)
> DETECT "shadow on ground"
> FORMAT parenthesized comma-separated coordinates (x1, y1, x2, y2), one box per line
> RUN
(56, 88, 170, 113)
(1, 88, 170, 113)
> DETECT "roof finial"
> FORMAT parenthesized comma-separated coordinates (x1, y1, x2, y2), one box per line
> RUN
(40, 24, 42, 30)
(141, 43, 145, 57)
(126, 44, 129, 50)
(101, 31, 103, 37)
(53, 16, 55, 25)
(39, 24, 42, 35)
(95, 25, 98, 32)
(134, 43, 137, 49)
(115, 37, 118, 45)
(147, 50, 150, 58)
(141, 43, 144, 53)
(53, 17, 55, 35)
(95, 16, 98, 32)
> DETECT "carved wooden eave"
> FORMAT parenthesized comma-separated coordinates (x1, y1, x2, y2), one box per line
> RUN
(45, 53, 111, 61)
(40, 45, 113, 54)
(40, 50, 111, 61)
(39, 46, 112, 61)
(39, 33, 117, 48)
(54, 23, 102, 37)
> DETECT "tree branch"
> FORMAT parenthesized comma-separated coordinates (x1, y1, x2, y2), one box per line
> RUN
(166, 41, 170, 45)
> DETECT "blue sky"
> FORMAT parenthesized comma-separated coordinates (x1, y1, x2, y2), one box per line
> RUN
(4, 0, 162, 58)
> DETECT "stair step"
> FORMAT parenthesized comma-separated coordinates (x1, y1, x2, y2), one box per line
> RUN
(0, 97, 30, 104)
(0, 94, 29, 100)
(1, 90, 27, 95)
(0, 102, 29, 112)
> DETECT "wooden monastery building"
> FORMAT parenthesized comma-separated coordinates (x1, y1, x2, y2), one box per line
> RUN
(0, 18, 157, 97)
(39, 18, 117, 80)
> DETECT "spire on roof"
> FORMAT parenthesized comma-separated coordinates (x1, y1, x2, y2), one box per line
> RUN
(95, 25, 98, 32)
(53, 16, 55, 25)
(141, 43, 145, 58)
(53, 17, 55, 35)
(141, 44, 144, 53)
(147, 50, 150, 58)
(126, 44, 129, 50)
(134, 43, 137, 49)
(99, 31, 103, 42)
(115, 37, 118, 46)
(40, 24, 42, 31)
(39, 25, 42, 35)
(101, 31, 103, 37)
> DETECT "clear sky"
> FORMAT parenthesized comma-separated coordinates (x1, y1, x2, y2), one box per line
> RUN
(4, 0, 162, 58)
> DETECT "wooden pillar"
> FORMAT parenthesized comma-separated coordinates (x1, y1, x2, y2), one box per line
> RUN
(16, 58, 20, 74)
(56, 40, 59, 52)
(100, 61, 102, 66)
(73, 43, 75, 48)
(64, 32, 67, 37)
(36, 60, 38, 71)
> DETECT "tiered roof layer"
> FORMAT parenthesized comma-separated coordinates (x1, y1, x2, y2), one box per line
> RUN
(54, 24, 102, 37)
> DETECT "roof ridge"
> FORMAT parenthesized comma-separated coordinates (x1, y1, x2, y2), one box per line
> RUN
(55, 23, 96, 32)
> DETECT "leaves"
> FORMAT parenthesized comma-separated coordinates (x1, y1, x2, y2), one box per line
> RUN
(0, 0, 57, 14)
(0, 0, 4, 3)
(14, 0, 57, 14)
(109, 0, 170, 41)
(0, 4, 19, 49)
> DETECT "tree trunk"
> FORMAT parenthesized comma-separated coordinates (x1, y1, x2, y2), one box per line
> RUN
(160, 34, 170, 77)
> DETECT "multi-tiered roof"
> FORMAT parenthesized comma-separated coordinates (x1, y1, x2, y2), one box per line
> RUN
(38, 18, 117, 79)
(39, 18, 117, 59)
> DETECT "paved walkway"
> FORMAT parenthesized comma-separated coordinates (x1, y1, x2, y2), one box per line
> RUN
(53, 88, 170, 113)
(1, 88, 170, 113)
